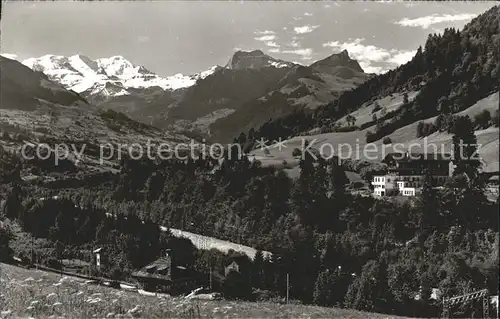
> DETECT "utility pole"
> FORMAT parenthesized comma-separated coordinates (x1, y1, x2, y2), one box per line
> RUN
(286, 273, 289, 304)
(209, 265, 213, 291)
(31, 235, 34, 266)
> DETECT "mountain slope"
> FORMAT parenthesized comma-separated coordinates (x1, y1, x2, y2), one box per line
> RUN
(0, 56, 190, 173)
(208, 50, 369, 142)
(1, 55, 87, 111)
(163, 64, 292, 125)
(251, 5, 500, 148)
(250, 92, 499, 173)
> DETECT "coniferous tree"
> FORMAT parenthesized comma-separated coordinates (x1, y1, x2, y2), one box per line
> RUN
(451, 115, 481, 179)
(416, 170, 439, 232)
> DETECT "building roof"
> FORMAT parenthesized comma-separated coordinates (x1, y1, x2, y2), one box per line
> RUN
(131, 257, 172, 280)
(383, 152, 452, 163)
(387, 167, 450, 176)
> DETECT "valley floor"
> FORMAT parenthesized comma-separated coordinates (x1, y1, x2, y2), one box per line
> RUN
(0, 263, 406, 318)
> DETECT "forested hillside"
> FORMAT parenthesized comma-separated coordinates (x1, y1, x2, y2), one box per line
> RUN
(1, 125, 498, 316)
(251, 6, 500, 144)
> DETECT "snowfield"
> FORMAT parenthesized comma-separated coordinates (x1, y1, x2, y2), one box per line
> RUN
(20, 54, 220, 96)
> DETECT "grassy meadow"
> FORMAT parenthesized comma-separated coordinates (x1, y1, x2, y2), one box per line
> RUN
(0, 263, 405, 318)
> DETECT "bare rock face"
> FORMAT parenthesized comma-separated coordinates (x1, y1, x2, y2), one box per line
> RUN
(226, 50, 294, 70)
(310, 49, 365, 75)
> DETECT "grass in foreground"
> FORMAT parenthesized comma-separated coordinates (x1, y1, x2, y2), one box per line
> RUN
(0, 263, 405, 318)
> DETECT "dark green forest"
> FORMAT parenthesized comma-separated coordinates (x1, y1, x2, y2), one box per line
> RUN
(1, 116, 498, 317)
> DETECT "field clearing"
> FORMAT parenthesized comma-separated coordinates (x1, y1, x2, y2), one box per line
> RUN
(166, 227, 272, 260)
(251, 92, 499, 173)
(337, 91, 419, 128)
(0, 263, 405, 318)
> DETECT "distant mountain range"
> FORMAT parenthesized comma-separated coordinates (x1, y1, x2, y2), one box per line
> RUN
(6, 48, 370, 142)
(22, 54, 220, 96)
(0, 55, 191, 173)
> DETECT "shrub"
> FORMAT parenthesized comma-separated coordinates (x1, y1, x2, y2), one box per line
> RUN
(416, 121, 437, 138)
(109, 280, 121, 289)
(365, 130, 376, 143)
(382, 137, 392, 144)
(403, 92, 409, 104)
(350, 181, 365, 189)
(372, 102, 382, 113)
(493, 109, 500, 127)
(386, 188, 400, 196)
(45, 258, 63, 270)
(334, 126, 358, 132)
(292, 148, 302, 157)
(345, 115, 356, 127)
(0, 226, 13, 262)
(474, 110, 492, 129)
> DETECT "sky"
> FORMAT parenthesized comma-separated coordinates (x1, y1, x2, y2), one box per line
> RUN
(1, 1, 497, 76)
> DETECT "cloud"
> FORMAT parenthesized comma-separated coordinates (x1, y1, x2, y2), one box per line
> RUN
(359, 61, 386, 74)
(268, 48, 281, 54)
(289, 39, 300, 48)
(282, 48, 313, 60)
(387, 50, 416, 65)
(323, 38, 390, 62)
(304, 12, 313, 17)
(138, 36, 150, 42)
(404, 3, 418, 8)
(395, 13, 477, 29)
(265, 41, 280, 48)
(255, 30, 276, 35)
(1, 53, 18, 60)
(255, 35, 276, 41)
(322, 38, 416, 74)
(294, 25, 319, 34)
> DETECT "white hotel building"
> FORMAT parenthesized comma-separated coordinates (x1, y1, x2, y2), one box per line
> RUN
(372, 152, 454, 197)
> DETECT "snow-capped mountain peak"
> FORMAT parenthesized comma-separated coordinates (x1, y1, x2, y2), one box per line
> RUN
(18, 54, 220, 97)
